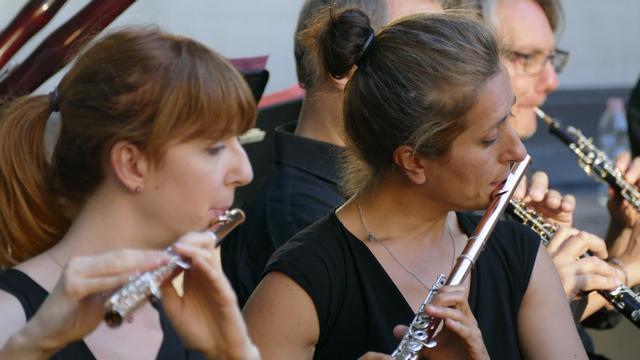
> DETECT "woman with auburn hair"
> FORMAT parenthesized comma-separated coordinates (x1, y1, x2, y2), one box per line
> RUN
(244, 9, 586, 360)
(0, 28, 258, 359)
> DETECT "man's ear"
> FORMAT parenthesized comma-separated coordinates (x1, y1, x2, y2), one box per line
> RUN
(334, 75, 349, 89)
(110, 141, 149, 193)
(392, 145, 429, 185)
(332, 65, 358, 89)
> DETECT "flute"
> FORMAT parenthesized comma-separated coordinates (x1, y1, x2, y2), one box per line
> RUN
(506, 199, 640, 327)
(104, 209, 245, 327)
(391, 155, 531, 360)
(535, 107, 640, 211)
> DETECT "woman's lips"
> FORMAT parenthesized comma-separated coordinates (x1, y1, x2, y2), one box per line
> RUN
(208, 207, 231, 220)
(490, 175, 509, 192)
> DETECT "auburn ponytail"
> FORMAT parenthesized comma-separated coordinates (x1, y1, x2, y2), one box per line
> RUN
(0, 96, 70, 267)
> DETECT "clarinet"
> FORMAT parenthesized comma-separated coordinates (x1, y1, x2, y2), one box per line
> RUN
(104, 209, 245, 327)
(506, 199, 640, 327)
(535, 107, 640, 212)
(391, 155, 531, 360)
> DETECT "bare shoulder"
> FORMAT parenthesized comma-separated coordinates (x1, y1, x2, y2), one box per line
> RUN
(0, 288, 27, 347)
(243, 271, 320, 360)
(517, 244, 587, 359)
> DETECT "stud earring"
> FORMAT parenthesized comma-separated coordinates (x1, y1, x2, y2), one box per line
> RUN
(134, 186, 143, 193)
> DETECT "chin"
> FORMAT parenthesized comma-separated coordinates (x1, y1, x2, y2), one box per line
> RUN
(519, 123, 538, 139)
(511, 110, 538, 139)
(458, 198, 491, 212)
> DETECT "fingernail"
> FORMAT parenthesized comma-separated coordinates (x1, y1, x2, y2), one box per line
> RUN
(152, 253, 170, 266)
(530, 189, 542, 199)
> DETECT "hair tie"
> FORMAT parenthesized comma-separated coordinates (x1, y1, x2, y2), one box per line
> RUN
(355, 29, 375, 66)
(48, 88, 60, 112)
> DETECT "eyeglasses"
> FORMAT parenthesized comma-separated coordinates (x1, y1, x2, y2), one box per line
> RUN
(503, 48, 570, 76)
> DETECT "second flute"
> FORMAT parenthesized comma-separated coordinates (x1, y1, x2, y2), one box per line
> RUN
(391, 155, 531, 360)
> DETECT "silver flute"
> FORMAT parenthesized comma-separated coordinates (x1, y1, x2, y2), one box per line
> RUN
(391, 155, 530, 360)
(535, 107, 640, 211)
(506, 199, 640, 327)
(104, 209, 245, 327)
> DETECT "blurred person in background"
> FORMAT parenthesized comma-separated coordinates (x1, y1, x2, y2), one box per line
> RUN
(222, 0, 443, 307)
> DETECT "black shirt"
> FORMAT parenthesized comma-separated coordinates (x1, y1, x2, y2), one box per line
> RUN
(0, 268, 203, 359)
(266, 211, 541, 359)
(222, 122, 345, 306)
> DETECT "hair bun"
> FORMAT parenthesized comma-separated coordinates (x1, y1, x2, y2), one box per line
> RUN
(321, 8, 374, 79)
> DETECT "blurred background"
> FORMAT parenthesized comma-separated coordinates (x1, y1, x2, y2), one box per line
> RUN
(0, 0, 638, 358)
(1, 0, 638, 94)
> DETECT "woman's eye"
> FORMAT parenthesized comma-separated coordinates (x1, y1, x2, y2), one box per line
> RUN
(482, 138, 498, 146)
(207, 145, 225, 156)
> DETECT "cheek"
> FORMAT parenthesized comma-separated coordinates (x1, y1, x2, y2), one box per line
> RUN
(161, 162, 216, 199)
(511, 77, 534, 101)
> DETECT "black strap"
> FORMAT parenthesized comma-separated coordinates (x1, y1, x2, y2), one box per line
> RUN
(0, 268, 48, 319)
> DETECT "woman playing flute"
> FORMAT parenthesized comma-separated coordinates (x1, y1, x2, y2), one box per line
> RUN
(244, 9, 586, 359)
(0, 28, 258, 359)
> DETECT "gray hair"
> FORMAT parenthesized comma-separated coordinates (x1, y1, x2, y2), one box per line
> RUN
(442, 0, 564, 35)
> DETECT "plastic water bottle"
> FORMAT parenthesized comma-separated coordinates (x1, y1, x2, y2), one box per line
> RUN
(597, 97, 630, 205)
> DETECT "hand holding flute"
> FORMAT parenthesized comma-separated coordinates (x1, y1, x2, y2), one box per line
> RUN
(160, 231, 260, 360)
(358, 284, 489, 360)
(1, 228, 259, 360)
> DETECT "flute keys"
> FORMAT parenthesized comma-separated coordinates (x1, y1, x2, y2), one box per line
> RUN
(175, 258, 191, 269)
(391, 350, 417, 360)
(412, 329, 428, 341)
(149, 279, 161, 301)
(425, 339, 438, 348)
(405, 340, 423, 352)
(413, 318, 428, 330)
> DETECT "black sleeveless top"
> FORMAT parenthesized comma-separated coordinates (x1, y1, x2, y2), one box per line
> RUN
(0, 269, 204, 359)
(265, 211, 541, 359)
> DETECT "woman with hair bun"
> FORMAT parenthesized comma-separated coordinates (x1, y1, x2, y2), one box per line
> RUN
(0, 28, 258, 359)
(244, 9, 586, 360)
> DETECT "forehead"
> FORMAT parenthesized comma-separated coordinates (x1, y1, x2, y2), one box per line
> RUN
(386, 0, 442, 21)
(463, 67, 513, 133)
(496, 0, 555, 53)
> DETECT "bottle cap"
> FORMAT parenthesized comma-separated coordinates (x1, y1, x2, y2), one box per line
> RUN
(607, 97, 624, 111)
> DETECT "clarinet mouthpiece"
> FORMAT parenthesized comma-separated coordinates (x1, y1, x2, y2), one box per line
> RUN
(534, 107, 553, 125)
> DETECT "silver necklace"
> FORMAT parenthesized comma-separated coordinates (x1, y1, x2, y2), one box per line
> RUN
(47, 250, 65, 269)
(357, 202, 457, 290)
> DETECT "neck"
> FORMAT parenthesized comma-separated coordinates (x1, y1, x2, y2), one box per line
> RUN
(340, 176, 455, 246)
(49, 188, 168, 265)
(295, 85, 345, 146)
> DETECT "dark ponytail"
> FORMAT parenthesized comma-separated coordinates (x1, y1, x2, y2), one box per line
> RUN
(329, 11, 502, 196)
